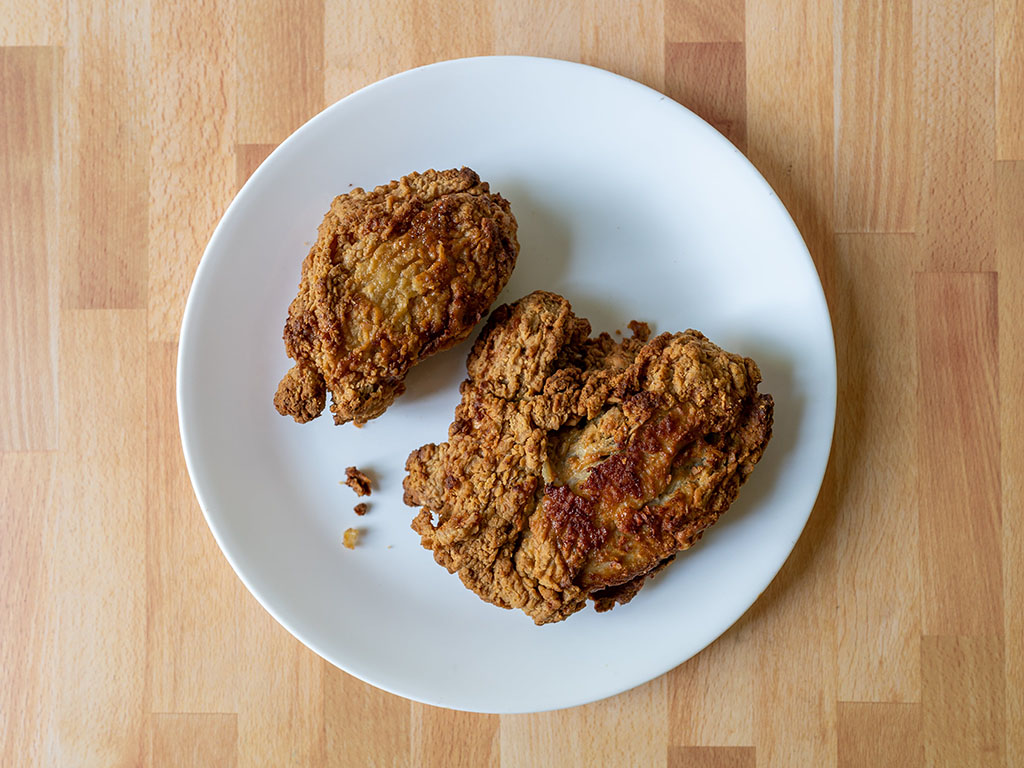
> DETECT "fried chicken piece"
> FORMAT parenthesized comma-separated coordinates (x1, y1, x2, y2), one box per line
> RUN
(403, 291, 773, 625)
(275, 168, 519, 426)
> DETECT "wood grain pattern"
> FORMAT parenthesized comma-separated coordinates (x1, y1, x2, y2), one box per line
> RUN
(2, 1, 1020, 765)
(669, 746, 754, 768)
(915, 273, 1002, 637)
(922, 635, 1006, 768)
(664, 0, 743, 42)
(500, 679, 667, 768)
(996, 161, 1024, 767)
(0, 47, 59, 450)
(62, 0, 150, 309)
(150, 713, 238, 768)
(915, 0, 995, 270)
(236, 0, 324, 144)
(0, 453, 57, 766)
(148, 0, 235, 341)
(52, 310, 147, 766)
(834, 0, 915, 233)
(833, 235, 921, 702)
(836, 703, 922, 768)
(667, 615, 756, 746)
(147, 342, 241, 713)
(664, 42, 746, 151)
(996, 0, 1024, 159)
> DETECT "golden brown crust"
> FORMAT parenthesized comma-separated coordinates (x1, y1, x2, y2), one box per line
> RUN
(275, 167, 519, 425)
(344, 466, 372, 497)
(404, 291, 773, 625)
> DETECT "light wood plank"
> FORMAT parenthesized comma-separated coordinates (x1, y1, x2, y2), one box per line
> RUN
(996, 161, 1024, 767)
(0, 46, 60, 450)
(147, 342, 241, 712)
(237, 598, 325, 767)
(664, 0, 743, 42)
(745, 0, 834, 282)
(148, 0, 235, 342)
(915, 0, 995, 270)
(915, 272, 1002, 636)
(745, 4, 838, 765)
(833, 234, 921, 702)
(668, 747, 754, 768)
(835, 0, 916, 233)
(50, 309, 147, 766)
(996, 0, 1024, 159)
(500, 677, 667, 768)
(411, 706, 498, 768)
(837, 703, 922, 768)
(750, 495, 839, 768)
(581, 0, 664, 90)
(150, 713, 238, 768)
(325, 664, 410, 768)
(323, 0, 495, 103)
(62, 0, 150, 308)
(0, 1, 64, 45)
(922, 636, 1006, 768)
(493, 0, 582, 59)
(664, 42, 746, 151)
(667, 615, 755, 747)
(236, 0, 324, 144)
(0, 453, 57, 766)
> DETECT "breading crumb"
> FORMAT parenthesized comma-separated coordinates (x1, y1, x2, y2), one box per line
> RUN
(342, 528, 359, 549)
(627, 319, 651, 341)
(344, 466, 372, 496)
(353, 502, 368, 516)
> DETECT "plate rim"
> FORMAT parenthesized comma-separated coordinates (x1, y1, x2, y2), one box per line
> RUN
(177, 54, 837, 713)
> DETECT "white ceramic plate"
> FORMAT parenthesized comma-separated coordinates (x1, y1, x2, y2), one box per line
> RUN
(178, 56, 835, 714)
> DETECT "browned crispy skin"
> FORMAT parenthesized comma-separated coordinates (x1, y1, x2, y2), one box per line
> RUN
(275, 168, 519, 426)
(403, 291, 773, 625)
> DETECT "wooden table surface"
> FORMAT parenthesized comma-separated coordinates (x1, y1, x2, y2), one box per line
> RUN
(2, 0, 1022, 765)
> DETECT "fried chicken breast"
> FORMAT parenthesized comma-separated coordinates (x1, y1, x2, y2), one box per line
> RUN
(403, 291, 773, 624)
(274, 168, 519, 426)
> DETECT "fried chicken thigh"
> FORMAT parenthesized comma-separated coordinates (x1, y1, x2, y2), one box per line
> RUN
(275, 168, 518, 426)
(404, 291, 773, 624)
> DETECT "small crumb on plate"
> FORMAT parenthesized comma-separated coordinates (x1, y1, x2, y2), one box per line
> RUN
(343, 528, 359, 549)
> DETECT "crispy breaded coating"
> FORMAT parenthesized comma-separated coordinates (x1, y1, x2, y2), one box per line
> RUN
(404, 291, 773, 625)
(344, 466, 372, 497)
(275, 168, 519, 426)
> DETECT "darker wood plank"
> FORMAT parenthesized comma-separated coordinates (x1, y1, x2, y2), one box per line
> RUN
(915, 272, 1003, 636)
(63, 0, 150, 309)
(412, 706, 498, 768)
(665, 0, 743, 42)
(0, 47, 60, 450)
(325, 664, 410, 768)
(922, 636, 1006, 767)
(915, 0, 995, 269)
(150, 713, 238, 768)
(996, 161, 1024, 766)
(235, 144, 277, 190)
(669, 746, 754, 768)
(835, 0, 916, 232)
(664, 42, 746, 152)
(837, 703, 922, 768)
(236, 0, 325, 144)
